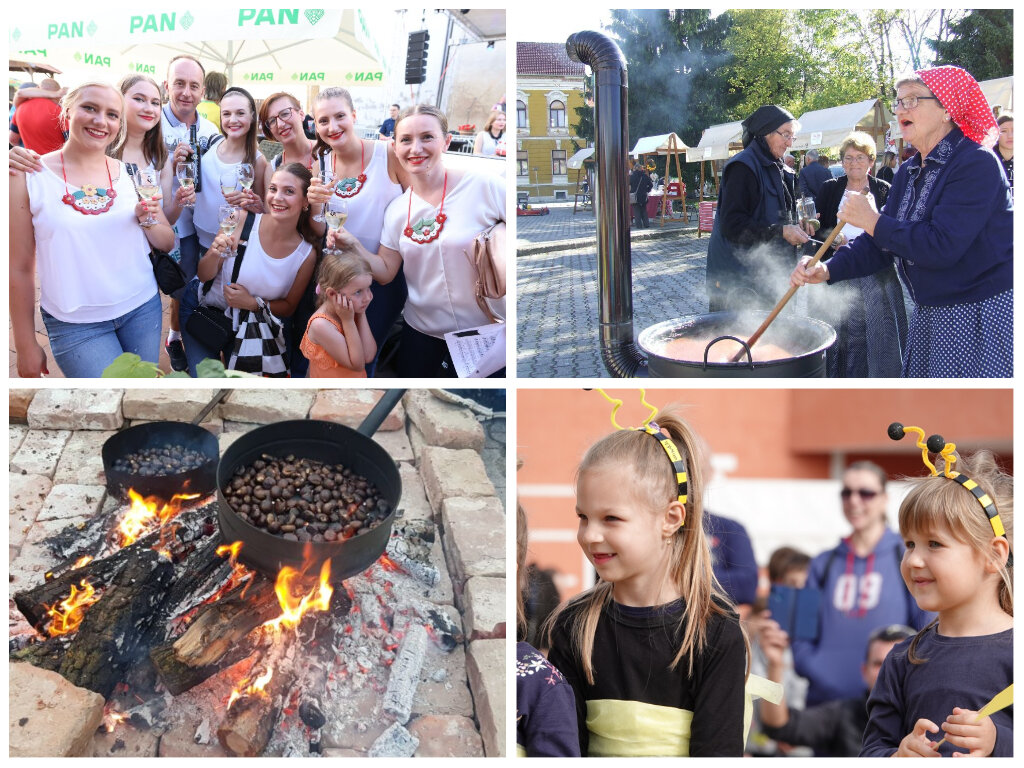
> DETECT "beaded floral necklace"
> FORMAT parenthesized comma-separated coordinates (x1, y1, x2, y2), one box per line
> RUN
(404, 172, 448, 244)
(331, 141, 367, 198)
(60, 151, 117, 215)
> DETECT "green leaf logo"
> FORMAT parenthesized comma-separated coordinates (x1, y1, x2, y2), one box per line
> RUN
(243, 73, 249, 80)
(12, 28, 21, 42)
(291, 73, 299, 80)
(87, 21, 98, 37)
(345, 73, 353, 81)
(304, 9, 325, 26)
(74, 52, 82, 62)
(181, 12, 194, 31)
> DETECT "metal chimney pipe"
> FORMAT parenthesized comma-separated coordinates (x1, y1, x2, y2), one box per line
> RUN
(566, 31, 646, 377)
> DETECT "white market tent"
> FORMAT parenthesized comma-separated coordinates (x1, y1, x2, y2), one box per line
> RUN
(686, 120, 742, 162)
(629, 132, 690, 157)
(791, 98, 889, 152)
(980, 76, 1013, 112)
(567, 147, 595, 169)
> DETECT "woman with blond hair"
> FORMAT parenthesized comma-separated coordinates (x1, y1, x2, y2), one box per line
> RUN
(9, 82, 173, 377)
(473, 110, 506, 156)
(327, 104, 506, 377)
(812, 131, 906, 377)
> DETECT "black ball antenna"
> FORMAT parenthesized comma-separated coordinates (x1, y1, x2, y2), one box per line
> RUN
(887, 422, 905, 441)
(926, 434, 947, 454)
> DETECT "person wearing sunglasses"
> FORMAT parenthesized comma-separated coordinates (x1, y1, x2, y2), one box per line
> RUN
(707, 104, 814, 311)
(791, 461, 932, 709)
(791, 67, 1012, 378)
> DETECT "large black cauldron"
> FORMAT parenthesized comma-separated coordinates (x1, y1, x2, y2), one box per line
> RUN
(638, 311, 836, 378)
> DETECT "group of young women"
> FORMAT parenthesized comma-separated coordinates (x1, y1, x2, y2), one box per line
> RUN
(10, 74, 505, 378)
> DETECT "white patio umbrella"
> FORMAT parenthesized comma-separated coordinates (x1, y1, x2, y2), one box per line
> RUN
(8, 8, 385, 97)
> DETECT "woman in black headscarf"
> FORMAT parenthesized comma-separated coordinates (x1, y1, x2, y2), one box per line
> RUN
(706, 105, 813, 311)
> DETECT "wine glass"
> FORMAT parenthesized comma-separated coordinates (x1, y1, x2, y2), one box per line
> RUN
(237, 163, 255, 197)
(135, 168, 160, 226)
(176, 162, 197, 208)
(218, 205, 239, 258)
(312, 168, 334, 223)
(220, 170, 238, 198)
(324, 198, 348, 255)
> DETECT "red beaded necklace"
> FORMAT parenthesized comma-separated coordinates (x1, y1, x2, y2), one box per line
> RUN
(60, 151, 117, 215)
(331, 141, 367, 198)
(404, 172, 448, 244)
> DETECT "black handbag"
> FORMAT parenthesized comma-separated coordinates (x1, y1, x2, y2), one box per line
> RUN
(125, 162, 186, 296)
(185, 212, 256, 353)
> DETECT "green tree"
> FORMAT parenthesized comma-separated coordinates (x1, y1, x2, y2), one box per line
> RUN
(929, 9, 1013, 80)
(603, 9, 735, 152)
(724, 9, 875, 118)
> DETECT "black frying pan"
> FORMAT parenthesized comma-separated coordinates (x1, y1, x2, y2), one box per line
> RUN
(216, 389, 405, 582)
(101, 390, 228, 499)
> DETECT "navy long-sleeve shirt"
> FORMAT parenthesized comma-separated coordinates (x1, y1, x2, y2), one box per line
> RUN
(706, 512, 759, 606)
(825, 127, 1012, 307)
(861, 626, 1013, 757)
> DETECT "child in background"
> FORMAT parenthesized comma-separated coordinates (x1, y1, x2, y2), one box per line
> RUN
(299, 252, 376, 378)
(516, 499, 580, 757)
(545, 406, 748, 757)
(861, 440, 1013, 757)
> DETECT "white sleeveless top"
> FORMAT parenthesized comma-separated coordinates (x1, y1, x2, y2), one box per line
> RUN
(203, 214, 313, 310)
(380, 170, 505, 337)
(322, 140, 402, 253)
(27, 160, 156, 323)
(193, 141, 244, 248)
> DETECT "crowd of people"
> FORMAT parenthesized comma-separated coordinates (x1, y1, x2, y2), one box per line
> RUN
(517, 409, 1013, 758)
(707, 65, 1012, 378)
(9, 54, 506, 378)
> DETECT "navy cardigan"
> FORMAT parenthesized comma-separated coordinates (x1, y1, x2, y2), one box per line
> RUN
(825, 128, 1012, 307)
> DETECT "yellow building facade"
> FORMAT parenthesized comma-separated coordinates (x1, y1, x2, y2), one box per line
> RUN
(516, 43, 587, 202)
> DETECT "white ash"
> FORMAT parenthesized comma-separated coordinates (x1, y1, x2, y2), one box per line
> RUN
(367, 722, 419, 758)
(382, 623, 429, 724)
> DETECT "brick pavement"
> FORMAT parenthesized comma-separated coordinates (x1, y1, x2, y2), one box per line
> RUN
(516, 200, 696, 250)
(517, 230, 712, 378)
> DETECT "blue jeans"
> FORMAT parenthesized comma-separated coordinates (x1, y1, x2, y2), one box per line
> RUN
(41, 292, 162, 378)
(178, 277, 228, 377)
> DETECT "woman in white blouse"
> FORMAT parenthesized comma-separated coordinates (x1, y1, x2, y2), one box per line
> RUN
(329, 104, 505, 377)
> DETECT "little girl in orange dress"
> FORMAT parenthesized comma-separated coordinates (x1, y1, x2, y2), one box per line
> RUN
(299, 252, 377, 378)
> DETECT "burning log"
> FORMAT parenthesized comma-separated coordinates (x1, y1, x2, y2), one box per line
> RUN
(10, 635, 71, 672)
(217, 645, 298, 757)
(14, 502, 216, 630)
(384, 540, 440, 587)
(58, 548, 175, 698)
(149, 578, 279, 695)
(382, 622, 428, 724)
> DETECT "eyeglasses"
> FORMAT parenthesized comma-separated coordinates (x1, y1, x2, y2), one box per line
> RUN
(266, 107, 298, 126)
(891, 95, 940, 112)
(840, 487, 880, 500)
(771, 130, 796, 142)
(842, 155, 872, 165)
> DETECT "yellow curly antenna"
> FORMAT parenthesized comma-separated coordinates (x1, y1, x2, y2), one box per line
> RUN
(592, 388, 658, 430)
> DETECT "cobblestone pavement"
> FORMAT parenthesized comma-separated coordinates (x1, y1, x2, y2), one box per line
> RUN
(9, 389, 505, 758)
(517, 230, 712, 378)
(516, 200, 696, 250)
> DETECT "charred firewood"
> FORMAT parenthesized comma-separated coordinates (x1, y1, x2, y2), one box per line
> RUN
(10, 634, 72, 672)
(217, 640, 299, 757)
(149, 578, 279, 695)
(14, 503, 217, 630)
(57, 548, 175, 698)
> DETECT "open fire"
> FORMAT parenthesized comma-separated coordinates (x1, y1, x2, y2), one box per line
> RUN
(12, 484, 462, 758)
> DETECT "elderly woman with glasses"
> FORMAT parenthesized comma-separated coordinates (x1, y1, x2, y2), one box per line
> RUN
(791, 461, 932, 709)
(792, 67, 1012, 377)
(809, 131, 907, 377)
(707, 105, 814, 311)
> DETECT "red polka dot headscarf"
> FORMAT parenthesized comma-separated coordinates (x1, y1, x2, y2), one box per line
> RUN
(916, 65, 998, 148)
